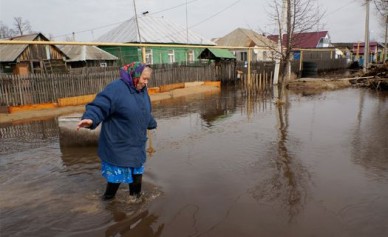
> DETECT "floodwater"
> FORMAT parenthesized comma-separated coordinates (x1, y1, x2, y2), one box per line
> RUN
(1, 86, 388, 237)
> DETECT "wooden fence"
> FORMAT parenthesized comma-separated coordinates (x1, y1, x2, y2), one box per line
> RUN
(0, 63, 218, 106)
(0, 58, 350, 107)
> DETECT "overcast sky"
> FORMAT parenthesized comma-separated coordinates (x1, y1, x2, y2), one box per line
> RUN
(0, 0, 385, 43)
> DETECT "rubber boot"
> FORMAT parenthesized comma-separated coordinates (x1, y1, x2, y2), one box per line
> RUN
(102, 182, 121, 200)
(129, 174, 142, 198)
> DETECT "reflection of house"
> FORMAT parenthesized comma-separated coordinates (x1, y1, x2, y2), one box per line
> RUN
(352, 42, 384, 63)
(58, 45, 119, 68)
(97, 15, 215, 65)
(0, 33, 68, 74)
(213, 28, 277, 62)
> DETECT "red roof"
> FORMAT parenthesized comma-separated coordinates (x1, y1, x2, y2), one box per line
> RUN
(352, 42, 379, 54)
(268, 31, 328, 48)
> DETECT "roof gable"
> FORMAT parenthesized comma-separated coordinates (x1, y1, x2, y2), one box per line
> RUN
(215, 28, 276, 48)
(97, 16, 215, 45)
(0, 33, 68, 62)
(268, 31, 329, 48)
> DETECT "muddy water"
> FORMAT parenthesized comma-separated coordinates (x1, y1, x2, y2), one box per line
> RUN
(1, 87, 388, 237)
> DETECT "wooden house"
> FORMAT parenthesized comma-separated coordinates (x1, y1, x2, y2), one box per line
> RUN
(97, 15, 215, 65)
(58, 45, 119, 68)
(213, 28, 277, 62)
(0, 33, 68, 74)
(352, 41, 385, 64)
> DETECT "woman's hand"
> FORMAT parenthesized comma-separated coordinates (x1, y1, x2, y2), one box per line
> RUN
(77, 119, 93, 130)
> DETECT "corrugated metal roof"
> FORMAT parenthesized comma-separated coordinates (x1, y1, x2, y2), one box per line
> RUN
(198, 48, 236, 60)
(97, 16, 215, 45)
(214, 28, 276, 48)
(0, 43, 26, 62)
(58, 45, 118, 62)
(0, 34, 38, 62)
(207, 48, 236, 59)
(0, 33, 69, 62)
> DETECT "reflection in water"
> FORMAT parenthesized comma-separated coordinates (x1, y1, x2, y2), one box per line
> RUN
(0, 119, 59, 155)
(1, 87, 388, 237)
(352, 90, 388, 175)
(105, 209, 164, 237)
(250, 90, 309, 222)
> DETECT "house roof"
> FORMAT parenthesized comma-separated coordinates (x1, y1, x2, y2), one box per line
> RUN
(0, 34, 38, 62)
(268, 31, 329, 48)
(0, 33, 68, 62)
(214, 28, 276, 48)
(97, 16, 215, 45)
(198, 48, 236, 60)
(58, 45, 118, 62)
(352, 41, 381, 54)
(332, 42, 354, 49)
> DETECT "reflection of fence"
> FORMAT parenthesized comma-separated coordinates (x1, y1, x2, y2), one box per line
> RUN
(0, 119, 59, 139)
(0, 119, 59, 155)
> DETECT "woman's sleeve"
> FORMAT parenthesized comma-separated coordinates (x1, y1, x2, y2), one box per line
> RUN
(81, 83, 116, 129)
(146, 92, 157, 130)
(148, 115, 157, 130)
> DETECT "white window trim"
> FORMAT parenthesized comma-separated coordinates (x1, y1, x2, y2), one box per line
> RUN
(168, 50, 175, 63)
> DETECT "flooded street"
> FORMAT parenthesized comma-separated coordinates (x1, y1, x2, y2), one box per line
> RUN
(1, 86, 388, 237)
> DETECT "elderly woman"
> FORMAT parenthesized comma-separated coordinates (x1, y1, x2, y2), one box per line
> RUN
(77, 62, 157, 201)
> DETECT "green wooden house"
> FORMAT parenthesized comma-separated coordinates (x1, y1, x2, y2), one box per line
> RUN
(97, 15, 216, 65)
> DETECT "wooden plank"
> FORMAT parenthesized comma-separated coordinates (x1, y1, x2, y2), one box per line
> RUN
(8, 102, 58, 113)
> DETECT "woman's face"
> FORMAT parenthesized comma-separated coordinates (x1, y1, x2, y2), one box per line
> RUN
(136, 68, 151, 90)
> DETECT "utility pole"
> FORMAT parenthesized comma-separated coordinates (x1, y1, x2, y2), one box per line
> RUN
(384, 15, 388, 63)
(363, 0, 370, 73)
(186, 0, 189, 44)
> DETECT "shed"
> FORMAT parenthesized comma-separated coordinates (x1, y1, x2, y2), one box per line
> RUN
(58, 45, 119, 68)
(198, 48, 237, 82)
(198, 48, 236, 61)
(0, 33, 68, 74)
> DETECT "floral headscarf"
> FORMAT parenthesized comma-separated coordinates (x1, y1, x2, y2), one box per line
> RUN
(120, 62, 147, 89)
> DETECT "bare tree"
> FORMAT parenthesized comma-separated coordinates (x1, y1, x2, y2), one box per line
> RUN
(13, 17, 32, 36)
(0, 21, 17, 38)
(268, 0, 325, 102)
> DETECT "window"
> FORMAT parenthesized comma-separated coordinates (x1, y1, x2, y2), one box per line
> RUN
(146, 49, 153, 64)
(187, 50, 195, 63)
(263, 51, 267, 61)
(240, 52, 247, 61)
(168, 50, 175, 63)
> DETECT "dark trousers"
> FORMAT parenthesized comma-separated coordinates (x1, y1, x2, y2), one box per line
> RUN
(103, 174, 143, 200)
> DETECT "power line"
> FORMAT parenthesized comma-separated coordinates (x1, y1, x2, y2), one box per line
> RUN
(51, 0, 203, 40)
(150, 0, 201, 16)
(326, 0, 357, 16)
(190, 0, 241, 28)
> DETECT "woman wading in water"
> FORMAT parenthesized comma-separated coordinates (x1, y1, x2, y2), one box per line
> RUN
(77, 62, 157, 201)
